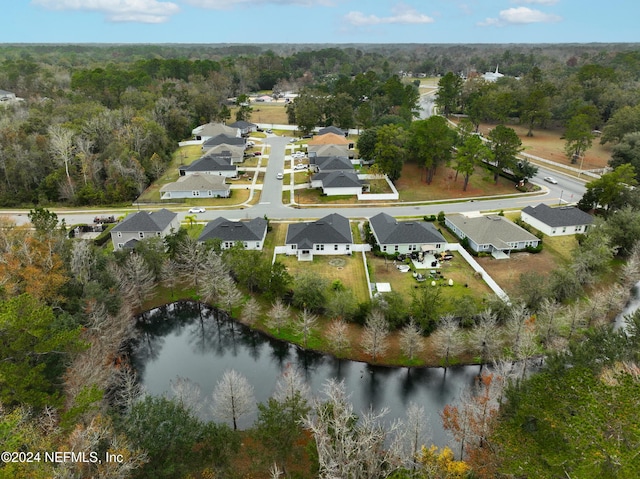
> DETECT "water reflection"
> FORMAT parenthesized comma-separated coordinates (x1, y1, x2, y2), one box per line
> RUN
(130, 301, 480, 446)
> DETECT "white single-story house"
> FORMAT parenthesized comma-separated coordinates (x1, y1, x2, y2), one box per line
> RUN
(445, 214, 540, 259)
(110, 209, 179, 250)
(521, 204, 593, 236)
(227, 120, 257, 136)
(160, 174, 230, 200)
(198, 217, 267, 250)
(310, 170, 363, 196)
(285, 213, 354, 261)
(369, 212, 447, 255)
(205, 144, 245, 164)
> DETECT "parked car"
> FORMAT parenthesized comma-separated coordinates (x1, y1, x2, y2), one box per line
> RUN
(253, 151, 262, 156)
(188, 207, 206, 214)
(266, 129, 273, 134)
(544, 176, 558, 184)
(276, 172, 284, 180)
(294, 164, 307, 170)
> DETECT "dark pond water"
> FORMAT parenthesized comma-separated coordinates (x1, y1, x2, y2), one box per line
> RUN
(131, 301, 482, 446)
(614, 282, 640, 331)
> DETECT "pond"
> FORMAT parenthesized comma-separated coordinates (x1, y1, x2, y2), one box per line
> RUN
(130, 301, 482, 446)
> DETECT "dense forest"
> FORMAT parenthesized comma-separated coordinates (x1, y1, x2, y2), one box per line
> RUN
(2, 43, 640, 478)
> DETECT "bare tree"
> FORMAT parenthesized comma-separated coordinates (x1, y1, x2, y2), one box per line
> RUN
(198, 249, 229, 303)
(241, 296, 262, 325)
(432, 314, 464, 370)
(218, 276, 244, 316)
(304, 379, 405, 479)
(361, 309, 389, 362)
(170, 376, 203, 415)
(70, 240, 94, 287)
(112, 364, 146, 415)
(326, 318, 351, 356)
(48, 124, 76, 199)
(399, 317, 424, 361)
(160, 258, 179, 299)
(267, 298, 290, 334)
(211, 369, 255, 430)
(403, 402, 430, 471)
(176, 236, 207, 290)
(295, 308, 318, 349)
(536, 298, 562, 347)
(469, 310, 502, 372)
(113, 253, 156, 310)
(273, 364, 311, 405)
(269, 462, 283, 479)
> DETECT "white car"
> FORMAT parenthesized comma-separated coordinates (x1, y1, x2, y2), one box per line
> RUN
(544, 176, 558, 184)
(292, 152, 306, 158)
(294, 164, 308, 170)
(276, 172, 284, 180)
(188, 207, 206, 214)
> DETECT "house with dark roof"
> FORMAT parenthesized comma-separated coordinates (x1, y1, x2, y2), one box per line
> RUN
(160, 174, 230, 200)
(521, 204, 593, 236)
(318, 126, 346, 137)
(179, 153, 238, 178)
(198, 217, 268, 250)
(369, 212, 447, 255)
(227, 120, 257, 136)
(110, 209, 179, 250)
(202, 135, 246, 151)
(310, 170, 363, 196)
(311, 155, 354, 172)
(445, 214, 540, 259)
(285, 213, 354, 261)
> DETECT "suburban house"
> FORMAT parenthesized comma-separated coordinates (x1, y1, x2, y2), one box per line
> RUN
(227, 120, 257, 136)
(521, 203, 593, 236)
(369, 212, 447, 255)
(317, 126, 346, 137)
(307, 132, 353, 149)
(198, 217, 268, 250)
(202, 135, 246, 152)
(179, 153, 238, 178)
(192, 122, 240, 141)
(445, 214, 540, 258)
(205, 144, 245, 164)
(307, 144, 353, 159)
(160, 174, 230, 200)
(110, 209, 179, 250)
(311, 155, 354, 172)
(285, 213, 354, 261)
(310, 170, 363, 196)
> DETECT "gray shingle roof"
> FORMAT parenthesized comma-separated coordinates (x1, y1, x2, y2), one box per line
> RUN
(522, 204, 593, 227)
(370, 212, 446, 245)
(446, 214, 538, 246)
(312, 170, 361, 188)
(180, 155, 236, 173)
(111, 209, 177, 233)
(202, 135, 246, 148)
(228, 120, 256, 129)
(160, 174, 229, 193)
(314, 156, 353, 171)
(318, 126, 346, 136)
(286, 213, 352, 247)
(198, 217, 267, 242)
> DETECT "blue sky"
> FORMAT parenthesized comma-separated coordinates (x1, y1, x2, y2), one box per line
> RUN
(2, 0, 636, 44)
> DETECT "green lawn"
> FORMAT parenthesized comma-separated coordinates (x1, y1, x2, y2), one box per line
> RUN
(278, 253, 370, 303)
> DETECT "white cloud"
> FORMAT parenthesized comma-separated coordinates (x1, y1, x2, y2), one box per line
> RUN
(32, 0, 180, 23)
(344, 5, 434, 27)
(479, 7, 562, 26)
(183, 0, 335, 9)
(512, 0, 559, 4)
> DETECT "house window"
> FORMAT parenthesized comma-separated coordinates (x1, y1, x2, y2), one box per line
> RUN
(117, 232, 122, 238)
(208, 190, 213, 196)
(117, 243, 123, 249)
(156, 232, 161, 237)
(139, 232, 144, 239)
(552, 229, 556, 234)
(244, 242, 248, 248)
(383, 246, 387, 252)
(436, 244, 441, 249)
(394, 245, 399, 252)
(562, 227, 567, 233)
(346, 244, 350, 251)
(192, 190, 200, 196)
(334, 244, 338, 251)
(575, 226, 581, 232)
(256, 242, 260, 248)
